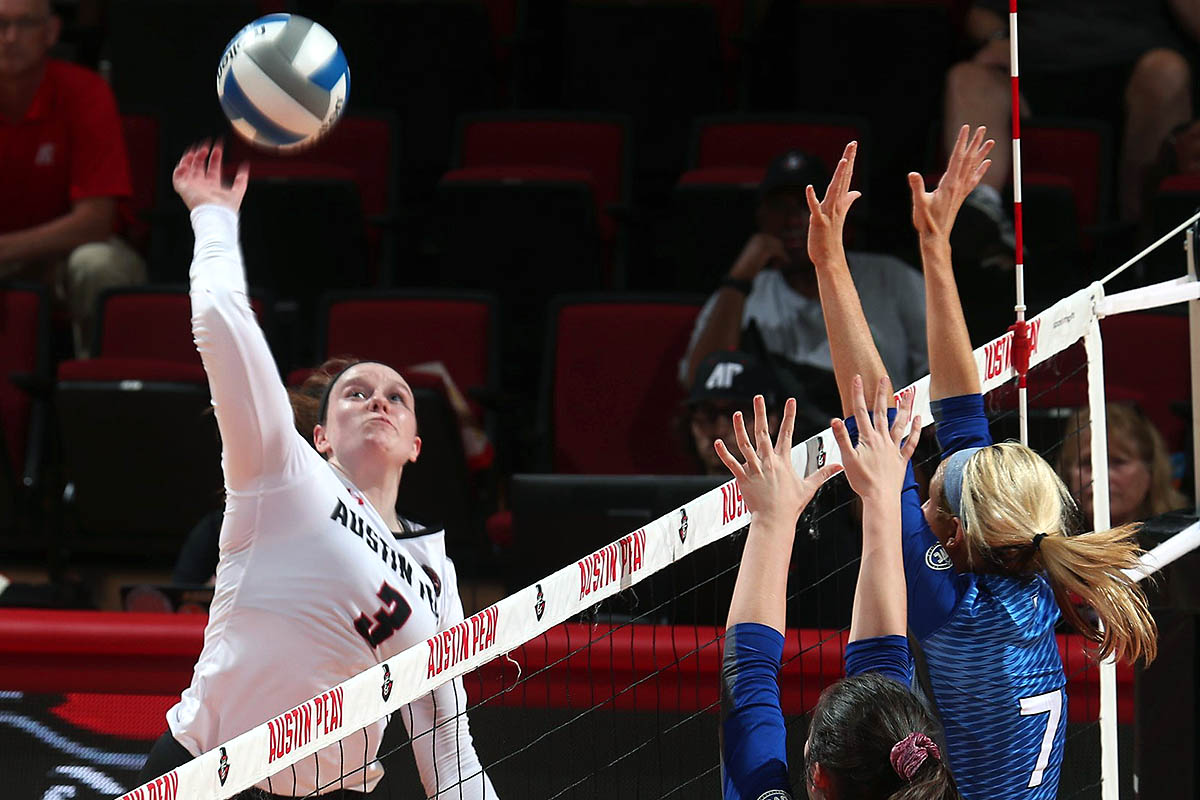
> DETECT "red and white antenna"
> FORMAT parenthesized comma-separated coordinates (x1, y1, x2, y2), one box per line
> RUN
(1007, 0, 1031, 445)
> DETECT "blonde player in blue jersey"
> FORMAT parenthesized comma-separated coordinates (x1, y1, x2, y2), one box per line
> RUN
(718, 369, 963, 799)
(800, 127, 1158, 799)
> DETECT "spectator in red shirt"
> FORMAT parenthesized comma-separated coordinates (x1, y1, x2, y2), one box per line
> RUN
(0, 0, 144, 355)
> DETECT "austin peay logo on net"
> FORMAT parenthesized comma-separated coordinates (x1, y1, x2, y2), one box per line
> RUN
(534, 583, 546, 621)
(678, 508, 689, 544)
(381, 663, 394, 702)
(218, 746, 230, 786)
(810, 436, 827, 470)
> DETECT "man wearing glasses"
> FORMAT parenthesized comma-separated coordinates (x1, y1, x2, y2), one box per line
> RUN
(0, 0, 144, 356)
(679, 149, 927, 426)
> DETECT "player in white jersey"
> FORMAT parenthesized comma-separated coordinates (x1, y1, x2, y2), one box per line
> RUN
(136, 142, 498, 799)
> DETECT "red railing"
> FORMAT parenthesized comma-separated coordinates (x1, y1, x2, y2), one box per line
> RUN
(0, 610, 1130, 723)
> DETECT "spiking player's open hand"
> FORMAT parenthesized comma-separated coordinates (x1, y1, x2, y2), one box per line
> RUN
(172, 141, 250, 213)
(715, 395, 843, 528)
(908, 124, 994, 240)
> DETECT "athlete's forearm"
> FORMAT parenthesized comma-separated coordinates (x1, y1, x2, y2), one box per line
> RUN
(726, 513, 798, 634)
(405, 677, 499, 799)
(920, 236, 980, 400)
(189, 204, 305, 491)
(849, 494, 907, 642)
(813, 254, 892, 417)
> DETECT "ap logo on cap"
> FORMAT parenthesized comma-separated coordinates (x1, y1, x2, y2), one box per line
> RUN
(706, 362, 744, 390)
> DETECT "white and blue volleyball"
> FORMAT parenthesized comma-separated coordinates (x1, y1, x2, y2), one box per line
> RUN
(217, 14, 350, 153)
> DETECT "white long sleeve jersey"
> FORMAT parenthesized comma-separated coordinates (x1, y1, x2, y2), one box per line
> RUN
(166, 204, 496, 798)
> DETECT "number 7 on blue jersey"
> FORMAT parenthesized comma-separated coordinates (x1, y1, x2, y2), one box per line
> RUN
(1019, 689, 1064, 788)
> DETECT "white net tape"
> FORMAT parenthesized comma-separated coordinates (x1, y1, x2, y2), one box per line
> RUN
(117, 273, 1200, 800)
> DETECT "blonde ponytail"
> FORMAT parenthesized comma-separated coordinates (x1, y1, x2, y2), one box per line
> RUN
(1038, 524, 1157, 664)
(953, 442, 1158, 665)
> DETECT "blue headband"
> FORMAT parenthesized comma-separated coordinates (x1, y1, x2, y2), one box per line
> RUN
(942, 446, 983, 520)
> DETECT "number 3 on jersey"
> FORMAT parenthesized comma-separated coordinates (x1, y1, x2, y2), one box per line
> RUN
(355, 581, 412, 648)
(1019, 689, 1063, 788)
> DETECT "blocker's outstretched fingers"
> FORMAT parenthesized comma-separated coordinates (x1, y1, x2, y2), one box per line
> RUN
(851, 375, 871, 436)
(775, 397, 798, 458)
(839, 142, 858, 195)
(806, 183, 822, 216)
(900, 415, 923, 462)
(714, 438, 748, 483)
(830, 417, 854, 465)
(891, 387, 914, 448)
(872, 377, 889, 437)
(753, 395, 772, 461)
(732, 411, 761, 475)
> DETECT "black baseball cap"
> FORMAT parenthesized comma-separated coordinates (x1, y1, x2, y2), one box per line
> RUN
(687, 351, 783, 409)
(758, 149, 828, 199)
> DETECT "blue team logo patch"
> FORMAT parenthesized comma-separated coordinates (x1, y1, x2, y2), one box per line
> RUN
(755, 791, 793, 800)
(925, 543, 953, 571)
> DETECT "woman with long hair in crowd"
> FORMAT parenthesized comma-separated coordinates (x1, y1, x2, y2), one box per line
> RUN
(1057, 401, 1189, 527)
(802, 127, 1157, 799)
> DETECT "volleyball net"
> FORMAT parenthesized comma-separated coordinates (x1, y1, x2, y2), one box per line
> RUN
(114, 241, 1200, 799)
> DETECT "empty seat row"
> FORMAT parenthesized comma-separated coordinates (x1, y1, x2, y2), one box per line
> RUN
(1, 285, 714, 569)
(120, 110, 1124, 308)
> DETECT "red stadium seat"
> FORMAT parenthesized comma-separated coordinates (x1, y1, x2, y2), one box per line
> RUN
(1023, 121, 1113, 243)
(1100, 312, 1190, 451)
(687, 115, 871, 226)
(561, 2, 725, 179)
(54, 288, 270, 559)
(432, 167, 605, 398)
(227, 113, 399, 280)
(454, 113, 631, 246)
(312, 291, 501, 561)
(667, 167, 763, 292)
(690, 115, 869, 174)
(0, 283, 51, 540)
(317, 290, 499, 415)
(118, 112, 161, 253)
(88, 286, 269, 366)
(542, 294, 704, 474)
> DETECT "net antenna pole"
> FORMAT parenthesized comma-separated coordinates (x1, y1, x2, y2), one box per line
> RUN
(1085, 308, 1120, 800)
(1189, 221, 1200, 514)
(1007, 0, 1031, 445)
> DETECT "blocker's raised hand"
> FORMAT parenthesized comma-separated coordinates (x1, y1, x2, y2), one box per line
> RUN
(908, 124, 994, 239)
(172, 140, 250, 213)
(715, 395, 842, 526)
(805, 140, 862, 268)
(831, 375, 921, 502)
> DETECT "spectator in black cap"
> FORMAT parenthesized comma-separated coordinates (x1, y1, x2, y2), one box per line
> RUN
(684, 350, 808, 475)
(680, 148, 928, 419)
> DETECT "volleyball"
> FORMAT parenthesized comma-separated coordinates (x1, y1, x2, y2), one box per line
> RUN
(216, 14, 350, 153)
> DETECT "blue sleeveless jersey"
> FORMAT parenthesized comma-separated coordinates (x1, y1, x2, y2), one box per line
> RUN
(900, 394, 1067, 799)
(921, 572, 1066, 798)
(720, 623, 912, 800)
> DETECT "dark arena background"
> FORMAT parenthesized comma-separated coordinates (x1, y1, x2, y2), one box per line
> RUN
(5, 1, 1200, 799)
